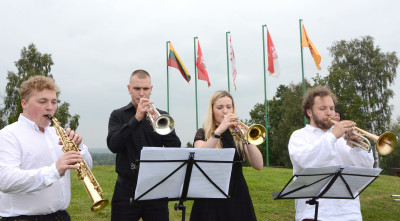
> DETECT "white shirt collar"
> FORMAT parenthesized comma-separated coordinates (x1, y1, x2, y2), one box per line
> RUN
(305, 124, 333, 134)
(18, 114, 50, 132)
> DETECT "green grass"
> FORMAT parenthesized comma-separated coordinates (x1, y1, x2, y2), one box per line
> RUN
(67, 166, 400, 221)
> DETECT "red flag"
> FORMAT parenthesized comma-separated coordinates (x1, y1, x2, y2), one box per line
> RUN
(267, 29, 280, 77)
(196, 41, 210, 87)
(229, 36, 238, 91)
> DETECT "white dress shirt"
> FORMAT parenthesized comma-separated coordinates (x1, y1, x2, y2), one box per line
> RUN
(0, 114, 92, 217)
(288, 124, 374, 221)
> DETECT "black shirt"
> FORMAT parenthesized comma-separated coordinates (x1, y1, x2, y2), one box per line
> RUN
(107, 102, 181, 180)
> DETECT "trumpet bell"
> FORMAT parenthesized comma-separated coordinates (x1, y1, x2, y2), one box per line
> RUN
(144, 100, 175, 135)
(376, 132, 397, 156)
(154, 114, 175, 135)
(247, 124, 267, 145)
(328, 117, 398, 155)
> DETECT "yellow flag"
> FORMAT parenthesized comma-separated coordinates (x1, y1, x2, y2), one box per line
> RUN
(302, 25, 321, 70)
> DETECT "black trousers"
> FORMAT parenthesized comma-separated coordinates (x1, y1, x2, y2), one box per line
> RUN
(111, 201, 169, 221)
(0, 210, 70, 221)
(111, 176, 169, 221)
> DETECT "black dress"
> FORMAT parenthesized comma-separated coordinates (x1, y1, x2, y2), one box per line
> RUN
(189, 128, 257, 221)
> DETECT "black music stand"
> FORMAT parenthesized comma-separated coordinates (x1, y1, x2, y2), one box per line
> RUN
(134, 147, 238, 221)
(273, 165, 382, 221)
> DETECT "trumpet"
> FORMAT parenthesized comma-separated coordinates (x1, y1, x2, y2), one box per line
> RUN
(328, 118, 397, 155)
(48, 115, 109, 212)
(231, 120, 267, 146)
(142, 99, 174, 135)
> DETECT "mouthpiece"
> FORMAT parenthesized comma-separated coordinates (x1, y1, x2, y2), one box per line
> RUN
(46, 115, 53, 120)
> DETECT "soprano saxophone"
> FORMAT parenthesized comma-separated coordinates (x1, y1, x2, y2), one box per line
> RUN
(48, 115, 109, 212)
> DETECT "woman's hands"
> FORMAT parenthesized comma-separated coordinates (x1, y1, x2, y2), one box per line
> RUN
(214, 113, 238, 136)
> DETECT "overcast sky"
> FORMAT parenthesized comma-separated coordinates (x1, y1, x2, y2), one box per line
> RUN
(1, 0, 399, 151)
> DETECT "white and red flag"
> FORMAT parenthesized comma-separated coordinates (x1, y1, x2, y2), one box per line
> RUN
(229, 35, 238, 91)
(196, 41, 210, 87)
(267, 29, 280, 77)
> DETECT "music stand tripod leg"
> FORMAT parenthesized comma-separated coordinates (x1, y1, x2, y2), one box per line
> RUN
(174, 201, 186, 221)
(306, 198, 319, 221)
(174, 152, 195, 221)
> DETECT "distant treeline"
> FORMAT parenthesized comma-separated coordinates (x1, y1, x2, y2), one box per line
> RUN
(91, 153, 116, 165)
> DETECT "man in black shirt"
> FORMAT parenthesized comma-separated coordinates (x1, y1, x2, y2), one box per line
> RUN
(107, 69, 181, 221)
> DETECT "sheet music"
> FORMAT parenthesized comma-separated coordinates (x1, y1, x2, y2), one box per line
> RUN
(134, 147, 235, 201)
(186, 149, 235, 198)
(323, 166, 382, 198)
(134, 147, 188, 200)
(280, 166, 341, 198)
(278, 165, 381, 199)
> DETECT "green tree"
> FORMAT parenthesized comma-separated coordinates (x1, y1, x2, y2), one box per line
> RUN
(55, 102, 80, 130)
(247, 85, 290, 166)
(247, 101, 268, 164)
(0, 106, 6, 129)
(0, 43, 80, 130)
(270, 81, 311, 167)
(247, 81, 311, 168)
(186, 141, 193, 148)
(317, 36, 399, 167)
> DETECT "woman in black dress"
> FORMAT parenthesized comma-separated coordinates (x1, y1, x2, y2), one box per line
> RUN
(190, 90, 263, 221)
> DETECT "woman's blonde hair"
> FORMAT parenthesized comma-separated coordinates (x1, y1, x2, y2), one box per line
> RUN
(203, 90, 243, 155)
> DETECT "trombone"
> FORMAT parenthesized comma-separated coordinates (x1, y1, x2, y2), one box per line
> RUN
(143, 100, 175, 135)
(231, 121, 267, 146)
(328, 118, 397, 155)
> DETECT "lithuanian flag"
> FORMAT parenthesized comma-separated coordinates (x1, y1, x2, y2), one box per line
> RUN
(168, 43, 191, 83)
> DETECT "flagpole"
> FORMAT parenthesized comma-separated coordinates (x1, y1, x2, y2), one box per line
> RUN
(166, 41, 170, 113)
(262, 25, 270, 167)
(194, 37, 199, 130)
(226, 31, 231, 93)
(299, 19, 306, 126)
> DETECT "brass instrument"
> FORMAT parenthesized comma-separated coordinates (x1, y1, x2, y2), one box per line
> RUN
(48, 115, 109, 212)
(142, 99, 174, 135)
(328, 118, 397, 155)
(231, 121, 267, 145)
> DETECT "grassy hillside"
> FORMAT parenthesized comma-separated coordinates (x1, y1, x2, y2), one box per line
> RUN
(67, 166, 400, 221)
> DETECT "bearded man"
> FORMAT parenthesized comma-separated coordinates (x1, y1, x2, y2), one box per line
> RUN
(288, 86, 373, 221)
